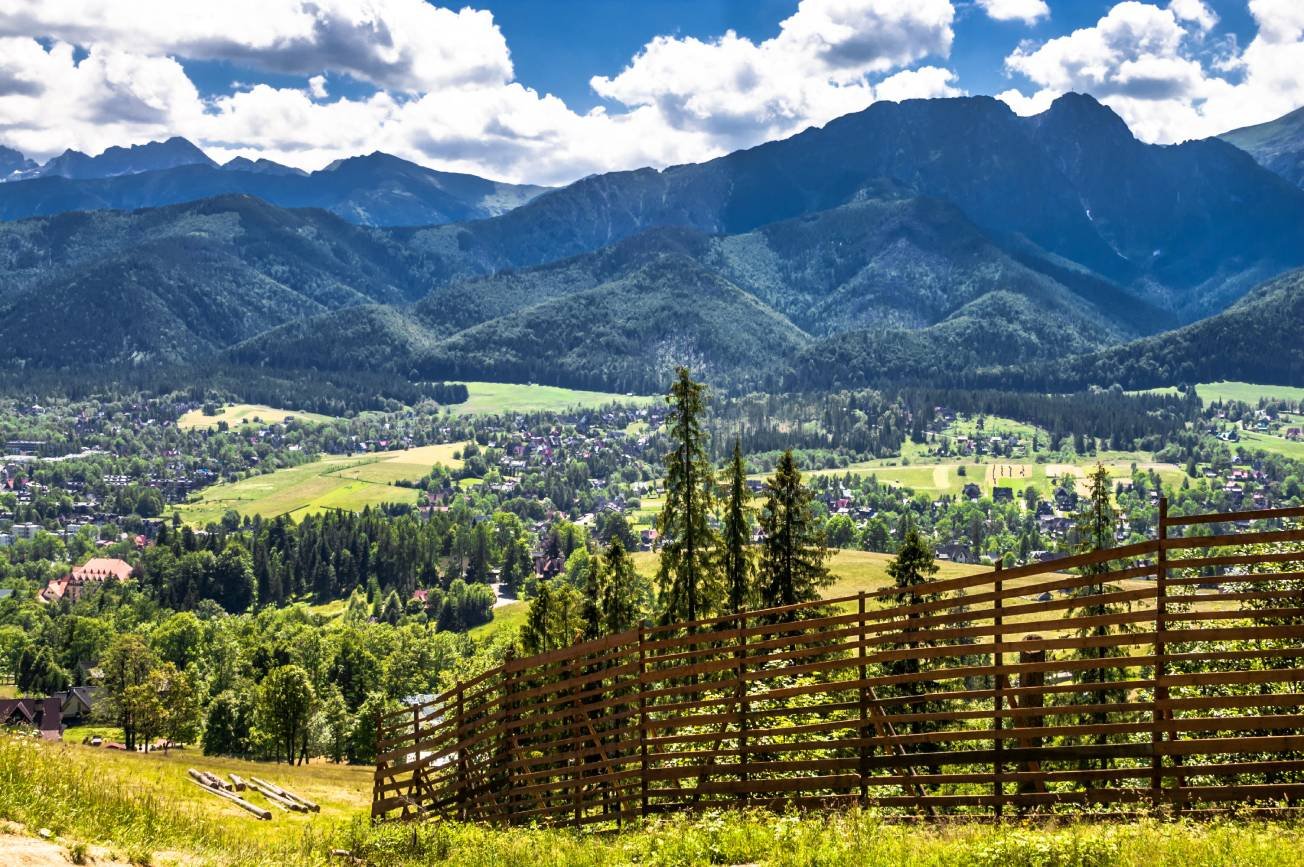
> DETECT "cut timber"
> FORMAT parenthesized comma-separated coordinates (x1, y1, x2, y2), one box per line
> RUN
(252, 776, 321, 812)
(248, 778, 307, 812)
(188, 778, 271, 820)
(187, 768, 229, 791)
(229, 773, 247, 792)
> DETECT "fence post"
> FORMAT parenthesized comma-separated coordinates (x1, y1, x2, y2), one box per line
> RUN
(371, 707, 383, 821)
(993, 561, 1004, 821)
(501, 649, 516, 824)
(1153, 496, 1169, 812)
(736, 612, 749, 804)
(858, 591, 869, 807)
(1016, 638, 1045, 818)
(638, 625, 649, 819)
(456, 682, 467, 822)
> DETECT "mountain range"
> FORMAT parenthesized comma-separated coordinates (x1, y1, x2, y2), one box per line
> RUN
(2, 92, 1303, 393)
(0, 139, 548, 227)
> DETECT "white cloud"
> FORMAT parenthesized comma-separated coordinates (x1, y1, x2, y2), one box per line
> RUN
(977, 0, 1050, 25)
(0, 0, 965, 184)
(998, 0, 1304, 143)
(588, 0, 956, 151)
(0, 0, 513, 92)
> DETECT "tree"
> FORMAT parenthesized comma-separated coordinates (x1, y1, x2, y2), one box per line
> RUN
(885, 525, 941, 741)
(214, 542, 257, 612)
(259, 664, 316, 765)
(600, 537, 645, 634)
(757, 450, 832, 613)
(155, 663, 201, 751)
(721, 439, 754, 614)
(98, 633, 158, 751)
(656, 368, 720, 623)
(203, 688, 255, 757)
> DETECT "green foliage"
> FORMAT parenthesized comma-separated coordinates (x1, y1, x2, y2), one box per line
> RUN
(757, 450, 832, 611)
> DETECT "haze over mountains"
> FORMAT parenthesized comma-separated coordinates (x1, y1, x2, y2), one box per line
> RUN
(0, 138, 549, 227)
(3, 92, 1304, 392)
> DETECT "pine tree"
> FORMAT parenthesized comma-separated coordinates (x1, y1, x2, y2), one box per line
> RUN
(1068, 462, 1127, 768)
(757, 450, 832, 614)
(600, 537, 644, 634)
(656, 367, 721, 623)
(885, 524, 940, 739)
(721, 439, 754, 613)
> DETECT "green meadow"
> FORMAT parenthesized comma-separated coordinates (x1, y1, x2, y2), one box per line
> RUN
(178, 443, 466, 524)
(448, 382, 657, 416)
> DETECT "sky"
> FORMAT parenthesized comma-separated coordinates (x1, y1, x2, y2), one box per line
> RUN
(0, 0, 1300, 185)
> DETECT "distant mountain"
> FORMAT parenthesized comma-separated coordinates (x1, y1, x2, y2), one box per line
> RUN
(0, 196, 428, 365)
(0, 145, 35, 179)
(398, 93, 1304, 321)
(1221, 106, 1304, 190)
(0, 143, 549, 227)
(996, 268, 1304, 391)
(230, 193, 1141, 391)
(35, 137, 216, 180)
(220, 156, 306, 177)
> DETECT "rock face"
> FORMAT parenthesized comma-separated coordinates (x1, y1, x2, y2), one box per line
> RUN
(1221, 105, 1304, 190)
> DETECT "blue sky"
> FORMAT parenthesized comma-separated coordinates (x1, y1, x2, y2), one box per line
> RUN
(0, 1, 1299, 184)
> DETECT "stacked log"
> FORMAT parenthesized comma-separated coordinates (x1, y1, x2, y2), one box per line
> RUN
(251, 776, 320, 813)
(229, 773, 248, 792)
(247, 777, 308, 812)
(187, 771, 271, 820)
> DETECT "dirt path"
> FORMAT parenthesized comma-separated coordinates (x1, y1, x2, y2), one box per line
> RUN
(0, 832, 131, 866)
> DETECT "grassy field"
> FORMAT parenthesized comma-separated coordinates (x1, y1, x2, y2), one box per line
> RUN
(1142, 381, 1304, 404)
(1237, 429, 1304, 461)
(178, 444, 467, 525)
(8, 733, 1304, 866)
(449, 382, 657, 416)
(177, 404, 337, 430)
(0, 734, 371, 865)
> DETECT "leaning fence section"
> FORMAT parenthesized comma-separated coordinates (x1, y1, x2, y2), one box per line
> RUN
(373, 502, 1304, 825)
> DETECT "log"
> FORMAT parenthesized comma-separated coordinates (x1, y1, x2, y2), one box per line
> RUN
(189, 778, 272, 820)
(229, 773, 247, 792)
(251, 776, 321, 812)
(247, 778, 308, 812)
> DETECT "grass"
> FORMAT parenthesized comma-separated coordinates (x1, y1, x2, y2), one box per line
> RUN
(1237, 429, 1304, 461)
(177, 404, 337, 430)
(0, 734, 371, 865)
(448, 382, 657, 416)
(10, 733, 1304, 866)
(178, 444, 467, 525)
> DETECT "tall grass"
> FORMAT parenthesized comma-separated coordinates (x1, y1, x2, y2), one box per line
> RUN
(5, 734, 1304, 866)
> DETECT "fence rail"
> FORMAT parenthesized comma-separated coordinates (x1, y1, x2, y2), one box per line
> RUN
(373, 501, 1304, 825)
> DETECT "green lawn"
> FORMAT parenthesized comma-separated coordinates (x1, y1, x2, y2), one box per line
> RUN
(1237, 429, 1304, 461)
(1141, 381, 1304, 404)
(177, 403, 337, 430)
(178, 444, 467, 524)
(448, 382, 657, 416)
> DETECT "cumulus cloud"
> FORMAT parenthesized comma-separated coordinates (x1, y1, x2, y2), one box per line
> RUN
(0, 0, 965, 184)
(589, 0, 956, 149)
(977, 0, 1050, 25)
(998, 0, 1304, 143)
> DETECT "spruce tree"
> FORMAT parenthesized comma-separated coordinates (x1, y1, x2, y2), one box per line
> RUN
(600, 537, 644, 634)
(757, 450, 832, 614)
(721, 439, 754, 613)
(885, 524, 940, 739)
(657, 367, 721, 623)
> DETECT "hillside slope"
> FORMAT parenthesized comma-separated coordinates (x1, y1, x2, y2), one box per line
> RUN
(1221, 106, 1304, 190)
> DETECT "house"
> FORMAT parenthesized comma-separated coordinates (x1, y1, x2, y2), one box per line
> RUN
(41, 557, 134, 603)
(992, 487, 1014, 503)
(52, 686, 96, 722)
(0, 696, 63, 739)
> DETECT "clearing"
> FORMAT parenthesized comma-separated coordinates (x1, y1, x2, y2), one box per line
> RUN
(448, 382, 657, 416)
(177, 403, 336, 430)
(178, 443, 467, 524)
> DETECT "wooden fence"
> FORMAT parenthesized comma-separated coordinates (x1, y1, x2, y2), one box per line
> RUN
(373, 502, 1304, 825)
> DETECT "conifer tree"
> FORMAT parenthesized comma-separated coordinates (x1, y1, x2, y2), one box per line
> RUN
(600, 537, 644, 634)
(721, 439, 754, 613)
(657, 367, 720, 623)
(885, 524, 940, 739)
(757, 450, 832, 614)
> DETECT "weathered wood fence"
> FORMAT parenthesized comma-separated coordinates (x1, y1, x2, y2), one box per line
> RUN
(373, 502, 1304, 825)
